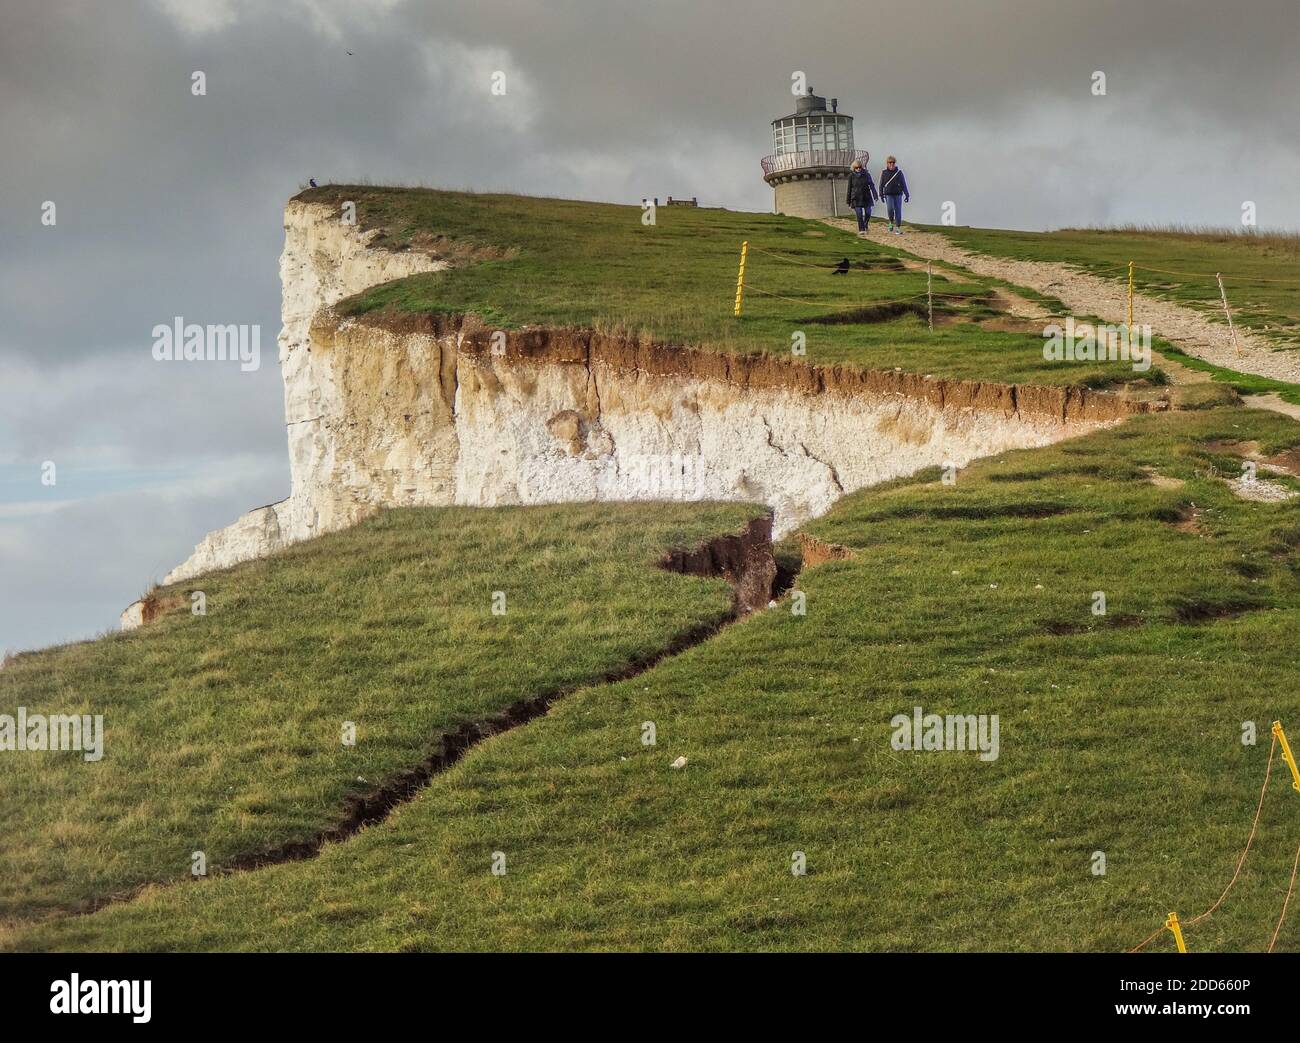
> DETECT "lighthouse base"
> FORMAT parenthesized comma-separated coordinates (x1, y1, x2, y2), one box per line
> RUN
(773, 175, 851, 219)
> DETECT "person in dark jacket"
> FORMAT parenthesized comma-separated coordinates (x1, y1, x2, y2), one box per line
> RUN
(845, 160, 878, 234)
(879, 156, 909, 235)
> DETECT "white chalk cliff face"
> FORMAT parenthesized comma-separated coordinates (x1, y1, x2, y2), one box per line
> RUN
(153, 200, 1135, 604)
(161, 202, 448, 585)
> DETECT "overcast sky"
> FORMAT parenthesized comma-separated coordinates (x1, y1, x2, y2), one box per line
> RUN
(2, 0, 1298, 653)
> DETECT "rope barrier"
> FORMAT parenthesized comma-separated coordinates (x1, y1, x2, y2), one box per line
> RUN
(746, 283, 936, 310)
(1220, 274, 1300, 288)
(1126, 923, 1166, 955)
(1129, 263, 1222, 281)
(1268, 835, 1300, 953)
(1185, 732, 1277, 928)
(1075, 261, 1300, 289)
(1128, 727, 1300, 953)
(1130, 263, 1300, 288)
(746, 244, 847, 271)
(735, 242, 1293, 354)
(745, 285, 843, 308)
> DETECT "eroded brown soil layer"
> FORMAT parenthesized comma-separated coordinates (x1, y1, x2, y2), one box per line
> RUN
(346, 310, 1167, 424)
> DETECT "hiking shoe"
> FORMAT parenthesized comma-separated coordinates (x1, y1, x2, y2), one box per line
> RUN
(894, 228, 903, 235)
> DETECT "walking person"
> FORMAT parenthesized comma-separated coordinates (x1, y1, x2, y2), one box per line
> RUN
(879, 156, 910, 235)
(845, 160, 878, 236)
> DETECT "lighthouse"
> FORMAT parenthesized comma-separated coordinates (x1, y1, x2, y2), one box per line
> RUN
(761, 87, 868, 218)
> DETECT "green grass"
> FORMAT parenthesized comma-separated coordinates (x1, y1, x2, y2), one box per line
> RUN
(941, 224, 1300, 349)
(297, 186, 1161, 390)
(12, 407, 1300, 952)
(1157, 345, 1300, 407)
(0, 501, 762, 924)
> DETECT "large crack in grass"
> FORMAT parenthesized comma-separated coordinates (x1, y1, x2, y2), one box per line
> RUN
(218, 516, 782, 877)
(0, 502, 776, 925)
(6, 508, 788, 926)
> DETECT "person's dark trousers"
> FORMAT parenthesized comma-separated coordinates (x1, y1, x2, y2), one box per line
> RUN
(853, 206, 871, 231)
(885, 195, 903, 227)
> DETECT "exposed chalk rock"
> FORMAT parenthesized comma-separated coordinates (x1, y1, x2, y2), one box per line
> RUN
(163, 202, 447, 585)
(119, 601, 146, 631)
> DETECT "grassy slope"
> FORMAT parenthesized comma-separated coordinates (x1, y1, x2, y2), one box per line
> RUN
(0, 501, 761, 923)
(14, 407, 1300, 953)
(300, 186, 1158, 390)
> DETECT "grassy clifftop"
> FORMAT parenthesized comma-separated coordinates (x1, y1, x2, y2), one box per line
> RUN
(297, 186, 1163, 391)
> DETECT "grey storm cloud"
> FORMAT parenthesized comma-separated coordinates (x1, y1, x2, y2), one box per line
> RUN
(1, 0, 1298, 650)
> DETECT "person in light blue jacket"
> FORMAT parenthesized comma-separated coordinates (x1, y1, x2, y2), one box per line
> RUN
(879, 156, 910, 235)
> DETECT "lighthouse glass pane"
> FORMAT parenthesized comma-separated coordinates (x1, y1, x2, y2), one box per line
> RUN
(795, 120, 808, 150)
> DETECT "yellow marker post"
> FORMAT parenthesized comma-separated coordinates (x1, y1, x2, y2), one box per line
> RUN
(1128, 261, 1134, 328)
(733, 241, 748, 316)
(1165, 911, 1188, 953)
(1273, 721, 1300, 793)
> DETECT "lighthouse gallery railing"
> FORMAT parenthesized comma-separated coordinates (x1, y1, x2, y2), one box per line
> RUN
(760, 149, 870, 177)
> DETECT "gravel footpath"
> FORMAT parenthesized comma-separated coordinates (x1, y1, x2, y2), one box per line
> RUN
(826, 218, 1300, 385)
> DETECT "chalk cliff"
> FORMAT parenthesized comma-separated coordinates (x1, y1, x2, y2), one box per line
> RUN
(147, 200, 1151, 610)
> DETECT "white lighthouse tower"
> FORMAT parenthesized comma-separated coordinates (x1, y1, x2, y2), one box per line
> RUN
(760, 87, 868, 218)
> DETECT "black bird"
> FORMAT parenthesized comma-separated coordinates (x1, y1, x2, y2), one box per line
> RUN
(309, 178, 318, 188)
(832, 257, 850, 275)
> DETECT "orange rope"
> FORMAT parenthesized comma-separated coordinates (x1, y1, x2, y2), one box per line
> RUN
(1126, 924, 1166, 954)
(745, 284, 932, 310)
(745, 285, 841, 308)
(1129, 263, 1222, 282)
(747, 244, 857, 271)
(1267, 833, 1300, 952)
(1220, 275, 1300, 288)
(1186, 732, 1277, 927)
(1128, 263, 1300, 288)
(1062, 261, 1300, 290)
(748, 244, 979, 285)
(1128, 732, 1276, 951)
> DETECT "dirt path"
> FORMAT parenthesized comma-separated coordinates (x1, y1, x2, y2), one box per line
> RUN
(825, 218, 1300, 386)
